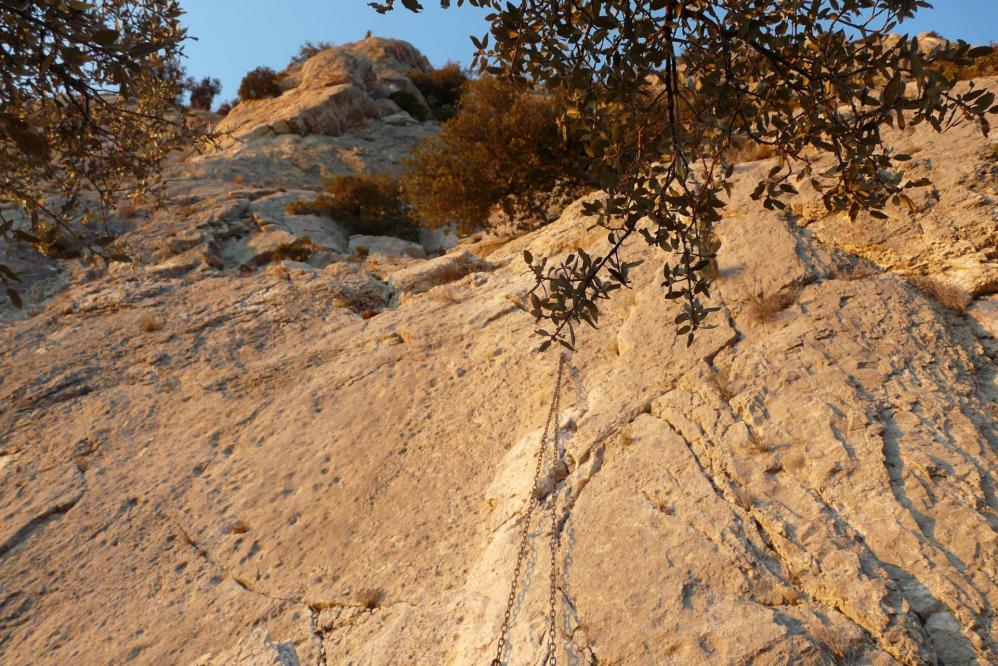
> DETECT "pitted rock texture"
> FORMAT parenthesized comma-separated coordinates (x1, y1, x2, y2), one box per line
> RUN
(0, 71, 996, 666)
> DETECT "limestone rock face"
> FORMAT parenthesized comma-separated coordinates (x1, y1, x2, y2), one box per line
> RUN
(216, 37, 431, 142)
(348, 234, 426, 258)
(1, 74, 997, 666)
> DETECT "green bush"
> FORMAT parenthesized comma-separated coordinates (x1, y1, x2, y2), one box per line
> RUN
(287, 174, 419, 240)
(401, 76, 589, 233)
(288, 40, 335, 67)
(186, 76, 222, 111)
(408, 63, 467, 121)
(238, 66, 281, 101)
(942, 42, 998, 81)
(389, 90, 430, 122)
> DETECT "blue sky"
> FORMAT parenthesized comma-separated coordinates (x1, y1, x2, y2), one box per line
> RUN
(179, 1, 997, 106)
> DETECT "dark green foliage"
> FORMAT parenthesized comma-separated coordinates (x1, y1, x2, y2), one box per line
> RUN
(381, 0, 998, 351)
(939, 41, 998, 81)
(186, 76, 222, 110)
(271, 237, 317, 263)
(287, 174, 419, 240)
(408, 63, 467, 120)
(389, 90, 430, 122)
(401, 76, 589, 233)
(288, 40, 335, 67)
(238, 66, 281, 101)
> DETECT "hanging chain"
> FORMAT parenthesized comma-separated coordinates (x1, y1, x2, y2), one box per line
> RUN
(491, 353, 567, 666)
(545, 355, 564, 666)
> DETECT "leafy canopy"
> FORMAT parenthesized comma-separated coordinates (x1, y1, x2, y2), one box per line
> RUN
(0, 0, 212, 305)
(186, 76, 222, 111)
(238, 66, 282, 101)
(402, 75, 589, 234)
(375, 0, 997, 351)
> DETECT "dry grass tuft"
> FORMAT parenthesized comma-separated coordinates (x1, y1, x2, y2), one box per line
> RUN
(730, 484, 753, 511)
(747, 429, 773, 454)
(356, 588, 384, 610)
(906, 275, 972, 312)
(707, 367, 735, 401)
(811, 622, 862, 663)
(138, 314, 163, 332)
(270, 236, 317, 263)
(748, 286, 801, 323)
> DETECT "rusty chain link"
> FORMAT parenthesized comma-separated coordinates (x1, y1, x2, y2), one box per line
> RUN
(491, 353, 567, 666)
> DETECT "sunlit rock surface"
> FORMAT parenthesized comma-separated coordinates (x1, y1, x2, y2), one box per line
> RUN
(0, 46, 996, 665)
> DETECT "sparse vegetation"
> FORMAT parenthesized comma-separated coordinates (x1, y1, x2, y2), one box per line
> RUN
(811, 621, 863, 664)
(401, 76, 590, 233)
(407, 62, 467, 121)
(747, 429, 774, 454)
(707, 367, 735, 402)
(287, 174, 419, 240)
(357, 588, 384, 609)
(271, 237, 318, 263)
(936, 41, 998, 81)
(238, 66, 282, 101)
(139, 314, 163, 333)
(907, 275, 972, 312)
(288, 40, 335, 67)
(748, 286, 802, 323)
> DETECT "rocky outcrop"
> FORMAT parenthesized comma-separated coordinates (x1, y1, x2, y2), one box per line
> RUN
(216, 37, 431, 142)
(0, 61, 996, 666)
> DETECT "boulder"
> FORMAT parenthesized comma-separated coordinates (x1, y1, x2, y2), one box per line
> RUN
(247, 190, 318, 219)
(220, 227, 298, 268)
(418, 226, 459, 253)
(388, 250, 493, 295)
(348, 234, 426, 258)
(216, 37, 431, 142)
(322, 260, 393, 312)
(274, 215, 348, 254)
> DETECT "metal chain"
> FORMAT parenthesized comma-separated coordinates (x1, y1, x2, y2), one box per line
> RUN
(545, 361, 563, 666)
(490, 353, 567, 666)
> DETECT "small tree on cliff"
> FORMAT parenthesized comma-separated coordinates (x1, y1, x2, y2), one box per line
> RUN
(0, 0, 213, 305)
(376, 0, 997, 350)
(186, 76, 223, 111)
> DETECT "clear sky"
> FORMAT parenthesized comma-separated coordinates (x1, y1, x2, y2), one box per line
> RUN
(179, 1, 998, 106)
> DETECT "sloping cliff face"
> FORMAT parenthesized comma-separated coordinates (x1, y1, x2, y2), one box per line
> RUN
(0, 40, 996, 664)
